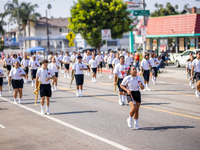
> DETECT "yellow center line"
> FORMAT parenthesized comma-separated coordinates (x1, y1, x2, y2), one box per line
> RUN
(57, 86, 200, 120)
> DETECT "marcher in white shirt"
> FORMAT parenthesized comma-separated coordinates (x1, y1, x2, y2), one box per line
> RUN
(140, 53, 152, 91)
(21, 55, 29, 83)
(54, 53, 60, 63)
(186, 55, 195, 89)
(104, 53, 108, 68)
(29, 56, 40, 87)
(59, 51, 64, 69)
(11, 54, 20, 67)
(95, 52, 104, 77)
(3, 54, 12, 80)
(72, 56, 88, 97)
(35, 59, 56, 115)
(0, 69, 4, 96)
(62, 52, 71, 78)
(113, 56, 129, 105)
(48, 52, 53, 63)
(150, 53, 159, 85)
(48, 58, 60, 91)
(83, 52, 92, 76)
(107, 53, 114, 79)
(191, 51, 200, 97)
(120, 66, 145, 129)
(70, 52, 77, 63)
(9, 61, 26, 104)
(89, 55, 99, 82)
(125, 52, 133, 68)
(112, 53, 120, 69)
(122, 49, 127, 57)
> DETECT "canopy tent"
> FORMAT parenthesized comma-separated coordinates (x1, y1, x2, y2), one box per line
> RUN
(26, 46, 45, 52)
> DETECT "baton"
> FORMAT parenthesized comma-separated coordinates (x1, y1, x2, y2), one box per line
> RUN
(126, 84, 136, 105)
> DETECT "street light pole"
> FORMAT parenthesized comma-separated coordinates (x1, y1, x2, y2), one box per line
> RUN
(142, 0, 146, 56)
(46, 10, 50, 54)
(16, 0, 21, 36)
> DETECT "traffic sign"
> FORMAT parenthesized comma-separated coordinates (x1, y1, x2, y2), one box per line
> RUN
(69, 41, 74, 47)
(133, 10, 150, 16)
(66, 31, 75, 42)
(101, 29, 111, 40)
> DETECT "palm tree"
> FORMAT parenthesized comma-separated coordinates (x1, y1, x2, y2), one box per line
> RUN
(154, 3, 158, 8)
(0, 13, 7, 35)
(47, 4, 52, 18)
(175, 5, 178, 10)
(4, 0, 41, 47)
(158, 4, 163, 9)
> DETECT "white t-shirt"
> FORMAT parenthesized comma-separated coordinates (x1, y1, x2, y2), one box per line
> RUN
(113, 63, 129, 78)
(192, 59, 200, 72)
(104, 55, 108, 62)
(96, 55, 103, 62)
(125, 56, 133, 65)
(48, 62, 60, 72)
(29, 60, 40, 70)
(54, 56, 60, 63)
(21, 59, 29, 67)
(35, 55, 40, 61)
(89, 59, 98, 68)
(112, 58, 120, 66)
(121, 75, 144, 91)
(83, 55, 92, 64)
(70, 55, 77, 62)
(141, 59, 151, 70)
(48, 55, 53, 62)
(9, 67, 25, 80)
(0, 69, 4, 78)
(12, 58, 20, 65)
(153, 58, 159, 67)
(59, 55, 64, 62)
(186, 61, 192, 70)
(36, 68, 55, 84)
(62, 55, 71, 63)
(122, 51, 127, 56)
(72, 62, 87, 75)
(107, 57, 114, 65)
(4, 58, 12, 65)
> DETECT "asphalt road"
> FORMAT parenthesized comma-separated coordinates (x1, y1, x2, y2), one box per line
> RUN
(0, 65, 200, 150)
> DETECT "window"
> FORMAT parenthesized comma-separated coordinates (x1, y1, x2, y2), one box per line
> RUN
(59, 28, 65, 32)
(48, 29, 52, 34)
(107, 41, 117, 46)
(38, 41, 41, 46)
(182, 51, 189, 56)
(60, 41, 62, 45)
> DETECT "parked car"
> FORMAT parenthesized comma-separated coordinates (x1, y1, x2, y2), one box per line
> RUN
(78, 48, 96, 53)
(174, 49, 199, 67)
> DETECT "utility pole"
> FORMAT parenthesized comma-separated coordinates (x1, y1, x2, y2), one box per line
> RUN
(142, 0, 146, 56)
(17, 0, 21, 36)
(46, 10, 50, 54)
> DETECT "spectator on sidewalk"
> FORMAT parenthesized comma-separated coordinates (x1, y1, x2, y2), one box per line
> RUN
(157, 56, 165, 73)
(135, 52, 140, 72)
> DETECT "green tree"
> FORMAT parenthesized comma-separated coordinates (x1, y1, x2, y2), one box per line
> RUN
(151, 2, 179, 17)
(68, 0, 133, 51)
(47, 4, 52, 18)
(0, 13, 7, 35)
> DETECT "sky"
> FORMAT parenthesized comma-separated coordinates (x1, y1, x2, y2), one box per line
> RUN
(0, 0, 200, 31)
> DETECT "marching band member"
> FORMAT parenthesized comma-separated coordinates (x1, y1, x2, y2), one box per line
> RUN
(113, 56, 129, 105)
(11, 54, 20, 67)
(107, 53, 114, 79)
(95, 52, 103, 77)
(89, 54, 99, 82)
(48, 52, 53, 63)
(120, 66, 145, 129)
(0, 68, 4, 96)
(72, 56, 88, 97)
(104, 52, 108, 68)
(70, 52, 77, 64)
(186, 55, 195, 89)
(21, 55, 29, 83)
(83, 51, 92, 76)
(29, 55, 40, 87)
(35, 59, 56, 115)
(150, 53, 159, 85)
(59, 51, 64, 69)
(34, 52, 40, 62)
(141, 53, 152, 91)
(54, 53, 60, 63)
(125, 52, 133, 68)
(9, 61, 26, 104)
(112, 53, 120, 69)
(3, 54, 12, 80)
(48, 58, 60, 91)
(62, 52, 71, 78)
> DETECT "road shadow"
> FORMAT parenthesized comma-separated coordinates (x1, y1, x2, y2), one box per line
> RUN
(22, 101, 57, 105)
(0, 108, 8, 110)
(83, 94, 116, 98)
(52, 110, 98, 115)
(140, 126, 195, 131)
(141, 103, 170, 106)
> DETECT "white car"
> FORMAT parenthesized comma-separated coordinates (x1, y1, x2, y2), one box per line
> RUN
(175, 49, 199, 67)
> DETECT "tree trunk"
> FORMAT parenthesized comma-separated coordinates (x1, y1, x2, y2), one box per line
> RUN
(96, 46, 101, 53)
(28, 20, 31, 48)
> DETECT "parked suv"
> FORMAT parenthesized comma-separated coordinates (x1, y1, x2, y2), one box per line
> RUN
(175, 49, 199, 67)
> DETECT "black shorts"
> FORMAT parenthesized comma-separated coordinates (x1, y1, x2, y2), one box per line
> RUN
(152, 67, 157, 77)
(99, 62, 103, 68)
(12, 79, 23, 89)
(31, 69, 37, 79)
(60, 62, 63, 67)
(92, 68, 97, 74)
(109, 64, 113, 69)
(0, 78, 3, 86)
(143, 70, 150, 81)
(195, 72, 200, 82)
(127, 91, 141, 103)
(117, 78, 126, 92)
(7, 65, 11, 71)
(64, 64, 69, 70)
(40, 84, 52, 97)
(189, 69, 195, 79)
(24, 67, 29, 74)
(55, 72, 58, 78)
(75, 74, 84, 85)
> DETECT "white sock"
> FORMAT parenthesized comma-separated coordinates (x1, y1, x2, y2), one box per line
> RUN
(80, 90, 82, 94)
(41, 105, 44, 111)
(32, 80, 34, 83)
(14, 98, 17, 101)
(119, 95, 122, 100)
(154, 77, 157, 82)
(77, 90, 79, 94)
(196, 90, 199, 93)
(122, 95, 126, 102)
(46, 106, 49, 112)
(55, 85, 57, 89)
(134, 119, 138, 125)
(146, 84, 149, 89)
(0, 91, 2, 95)
(19, 98, 21, 102)
(52, 85, 54, 89)
(64, 73, 66, 76)
(129, 116, 133, 122)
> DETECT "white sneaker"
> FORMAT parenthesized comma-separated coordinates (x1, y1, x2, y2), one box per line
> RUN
(152, 77, 154, 83)
(191, 84, 195, 89)
(94, 79, 97, 83)
(76, 92, 80, 97)
(52, 88, 55, 92)
(147, 88, 152, 91)
(88, 73, 90, 76)
(46, 110, 50, 115)
(80, 94, 83, 97)
(109, 75, 111, 79)
(6, 76, 8, 80)
(195, 90, 199, 98)
(134, 124, 141, 130)
(100, 74, 102, 77)
(97, 74, 100, 78)
(154, 82, 157, 85)
(123, 100, 128, 105)
(143, 89, 146, 92)
(127, 119, 133, 128)
(41, 109, 45, 115)
(67, 75, 70, 78)
(14, 100, 17, 104)
(54, 88, 57, 91)
(0, 93, 2, 97)
(18, 99, 21, 104)
(119, 99, 123, 106)
(31, 82, 34, 87)
(26, 80, 28, 84)
(92, 78, 94, 82)
(189, 80, 192, 86)
(64, 74, 66, 78)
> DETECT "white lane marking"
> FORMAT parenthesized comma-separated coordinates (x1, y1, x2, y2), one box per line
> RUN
(0, 124, 5, 129)
(0, 97, 132, 150)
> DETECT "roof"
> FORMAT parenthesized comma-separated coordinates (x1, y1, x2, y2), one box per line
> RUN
(8, 26, 23, 33)
(181, 8, 200, 14)
(34, 17, 69, 28)
(136, 14, 200, 36)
